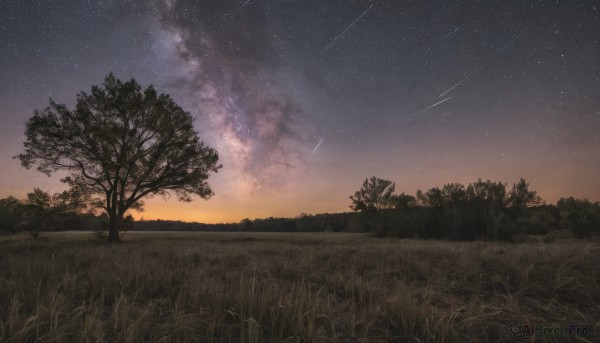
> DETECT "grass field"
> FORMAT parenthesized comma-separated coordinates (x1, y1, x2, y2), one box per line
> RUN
(0, 232, 598, 342)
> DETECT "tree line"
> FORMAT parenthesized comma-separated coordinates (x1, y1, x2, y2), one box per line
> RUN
(2, 177, 599, 241)
(346, 176, 600, 240)
(4, 74, 599, 241)
(0, 188, 134, 239)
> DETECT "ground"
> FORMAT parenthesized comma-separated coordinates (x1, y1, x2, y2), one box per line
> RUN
(0, 231, 598, 342)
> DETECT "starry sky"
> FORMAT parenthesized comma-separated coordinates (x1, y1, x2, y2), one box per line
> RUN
(1, 0, 599, 223)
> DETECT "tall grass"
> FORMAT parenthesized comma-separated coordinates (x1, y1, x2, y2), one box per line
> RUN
(0, 232, 598, 342)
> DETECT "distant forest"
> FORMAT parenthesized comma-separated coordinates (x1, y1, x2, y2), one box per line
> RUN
(1, 177, 599, 241)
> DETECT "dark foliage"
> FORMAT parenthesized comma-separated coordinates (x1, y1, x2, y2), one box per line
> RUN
(1, 177, 596, 242)
(347, 177, 593, 241)
(558, 197, 600, 237)
(16, 74, 221, 242)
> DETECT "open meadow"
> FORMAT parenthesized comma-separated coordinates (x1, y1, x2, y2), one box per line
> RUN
(0, 232, 598, 342)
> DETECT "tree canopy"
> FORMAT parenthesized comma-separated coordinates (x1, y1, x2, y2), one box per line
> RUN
(349, 176, 396, 212)
(506, 178, 543, 208)
(17, 73, 221, 242)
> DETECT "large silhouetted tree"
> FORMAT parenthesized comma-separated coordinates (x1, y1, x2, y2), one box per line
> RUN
(17, 74, 221, 242)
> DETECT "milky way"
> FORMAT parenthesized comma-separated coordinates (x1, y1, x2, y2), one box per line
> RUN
(155, 0, 320, 195)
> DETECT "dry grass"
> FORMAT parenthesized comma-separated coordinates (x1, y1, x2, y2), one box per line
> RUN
(0, 232, 598, 342)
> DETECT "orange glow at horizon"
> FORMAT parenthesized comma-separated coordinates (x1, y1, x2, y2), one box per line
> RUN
(129, 160, 600, 224)
(1, 168, 599, 224)
(136, 189, 353, 224)
(2, 135, 600, 224)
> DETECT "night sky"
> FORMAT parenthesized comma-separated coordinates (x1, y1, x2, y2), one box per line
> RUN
(1, 0, 599, 223)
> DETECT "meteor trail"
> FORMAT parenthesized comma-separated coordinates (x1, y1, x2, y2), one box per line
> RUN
(426, 21, 469, 53)
(439, 72, 474, 97)
(438, 28, 526, 97)
(310, 138, 324, 155)
(422, 96, 453, 112)
(232, 0, 251, 16)
(441, 21, 469, 40)
(498, 29, 526, 52)
(407, 97, 453, 121)
(321, 3, 374, 52)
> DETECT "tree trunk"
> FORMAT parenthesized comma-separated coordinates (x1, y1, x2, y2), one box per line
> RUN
(107, 214, 121, 243)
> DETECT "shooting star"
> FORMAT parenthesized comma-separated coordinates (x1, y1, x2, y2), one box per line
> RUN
(438, 58, 493, 97)
(407, 97, 453, 121)
(441, 21, 469, 40)
(421, 96, 453, 112)
(321, 3, 374, 52)
(310, 138, 324, 155)
(433, 28, 526, 102)
(498, 29, 526, 52)
(231, 0, 251, 16)
(439, 71, 474, 97)
(426, 21, 469, 53)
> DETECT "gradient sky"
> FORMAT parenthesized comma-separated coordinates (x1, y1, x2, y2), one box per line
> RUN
(1, 0, 599, 223)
